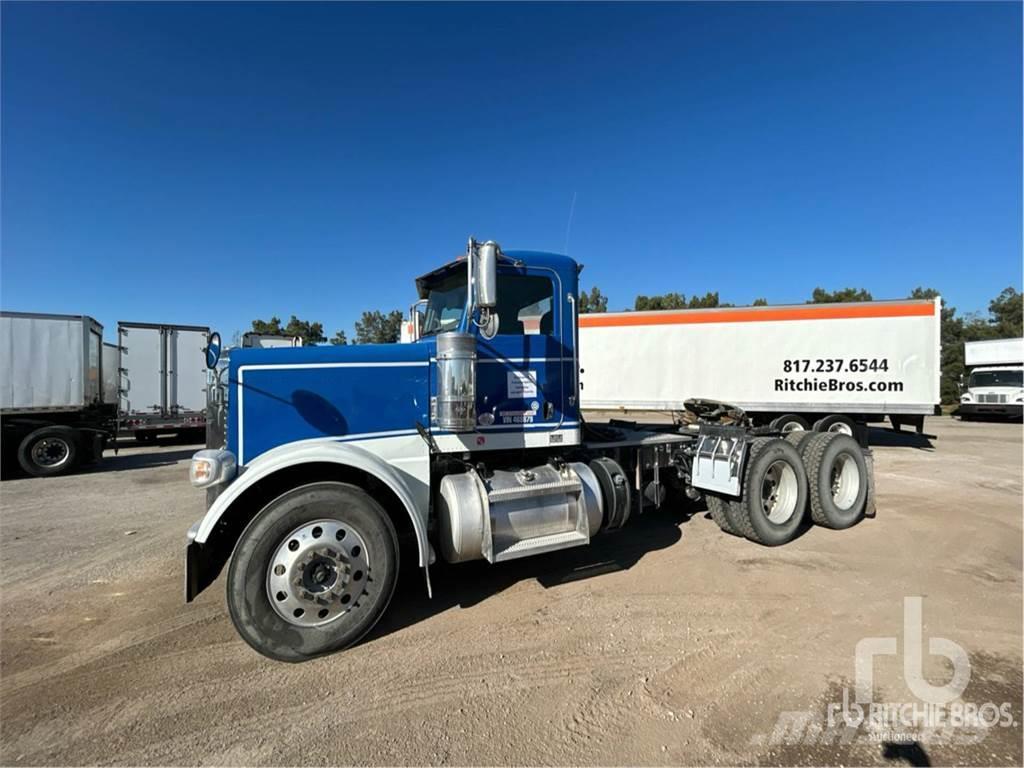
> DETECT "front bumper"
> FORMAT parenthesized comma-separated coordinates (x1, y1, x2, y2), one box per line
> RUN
(958, 403, 1023, 419)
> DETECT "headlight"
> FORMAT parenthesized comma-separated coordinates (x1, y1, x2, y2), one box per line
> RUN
(190, 449, 237, 488)
(961, 394, 972, 403)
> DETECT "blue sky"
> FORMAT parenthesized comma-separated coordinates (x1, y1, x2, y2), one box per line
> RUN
(2, 2, 1020, 342)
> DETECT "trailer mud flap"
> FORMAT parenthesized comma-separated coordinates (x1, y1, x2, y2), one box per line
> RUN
(690, 426, 748, 497)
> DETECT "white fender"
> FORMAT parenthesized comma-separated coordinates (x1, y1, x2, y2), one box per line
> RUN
(194, 436, 432, 576)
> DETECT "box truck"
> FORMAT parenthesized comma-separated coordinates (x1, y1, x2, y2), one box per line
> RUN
(1, 312, 116, 476)
(117, 322, 210, 442)
(959, 338, 1023, 420)
(579, 298, 942, 435)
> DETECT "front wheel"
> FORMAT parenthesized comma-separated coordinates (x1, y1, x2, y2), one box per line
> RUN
(226, 482, 400, 662)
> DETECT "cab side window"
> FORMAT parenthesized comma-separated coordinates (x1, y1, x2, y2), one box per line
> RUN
(494, 274, 555, 336)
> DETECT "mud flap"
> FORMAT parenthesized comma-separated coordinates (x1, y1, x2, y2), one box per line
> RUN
(863, 448, 876, 519)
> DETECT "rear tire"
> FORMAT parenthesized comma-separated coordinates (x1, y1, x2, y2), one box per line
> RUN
(706, 494, 740, 536)
(799, 433, 868, 529)
(226, 481, 400, 662)
(730, 438, 808, 546)
(770, 414, 810, 433)
(17, 426, 79, 477)
(812, 414, 857, 436)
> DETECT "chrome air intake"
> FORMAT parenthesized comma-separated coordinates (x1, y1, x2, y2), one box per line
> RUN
(436, 332, 477, 432)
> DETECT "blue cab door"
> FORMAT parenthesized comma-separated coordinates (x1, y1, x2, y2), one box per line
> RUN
(473, 266, 570, 435)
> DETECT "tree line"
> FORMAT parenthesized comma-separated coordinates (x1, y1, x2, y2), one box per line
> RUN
(249, 285, 1022, 405)
(249, 310, 404, 346)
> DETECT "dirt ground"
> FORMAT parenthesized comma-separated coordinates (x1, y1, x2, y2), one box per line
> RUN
(1, 418, 1021, 766)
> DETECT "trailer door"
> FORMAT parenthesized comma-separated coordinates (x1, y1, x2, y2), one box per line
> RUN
(119, 324, 165, 416)
(167, 328, 209, 414)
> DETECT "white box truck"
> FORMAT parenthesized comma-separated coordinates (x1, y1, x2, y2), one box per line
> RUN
(579, 298, 942, 435)
(1, 312, 116, 476)
(959, 338, 1023, 420)
(117, 322, 210, 442)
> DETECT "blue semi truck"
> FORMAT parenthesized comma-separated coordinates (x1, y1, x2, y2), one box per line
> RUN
(185, 239, 874, 661)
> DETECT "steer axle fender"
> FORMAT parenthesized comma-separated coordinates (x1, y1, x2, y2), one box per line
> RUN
(185, 439, 433, 602)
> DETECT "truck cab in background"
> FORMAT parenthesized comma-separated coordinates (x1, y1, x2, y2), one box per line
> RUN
(960, 338, 1024, 421)
(186, 238, 876, 662)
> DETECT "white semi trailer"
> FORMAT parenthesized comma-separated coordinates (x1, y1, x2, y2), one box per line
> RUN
(579, 298, 942, 435)
(117, 322, 210, 442)
(1, 312, 116, 476)
(960, 338, 1023, 420)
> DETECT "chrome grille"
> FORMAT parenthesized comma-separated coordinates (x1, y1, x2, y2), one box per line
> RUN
(977, 393, 1008, 404)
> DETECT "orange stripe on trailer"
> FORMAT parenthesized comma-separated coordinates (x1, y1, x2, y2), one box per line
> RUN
(578, 302, 936, 328)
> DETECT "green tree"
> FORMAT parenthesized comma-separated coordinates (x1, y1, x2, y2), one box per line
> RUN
(989, 287, 1023, 339)
(909, 287, 964, 405)
(809, 287, 874, 303)
(634, 292, 687, 311)
(330, 330, 348, 346)
(752, 298, 768, 306)
(355, 310, 403, 344)
(687, 292, 720, 309)
(578, 286, 609, 313)
(250, 315, 325, 346)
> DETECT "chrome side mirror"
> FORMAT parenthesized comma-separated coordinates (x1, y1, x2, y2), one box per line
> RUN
(475, 240, 498, 309)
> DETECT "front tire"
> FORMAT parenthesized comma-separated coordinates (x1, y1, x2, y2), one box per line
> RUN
(226, 482, 399, 662)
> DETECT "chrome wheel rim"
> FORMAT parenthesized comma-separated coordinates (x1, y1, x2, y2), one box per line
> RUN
(267, 519, 370, 628)
(31, 437, 71, 468)
(761, 460, 799, 524)
(781, 421, 804, 434)
(830, 454, 861, 510)
(827, 422, 854, 436)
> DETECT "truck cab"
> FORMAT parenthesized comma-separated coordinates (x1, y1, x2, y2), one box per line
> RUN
(960, 338, 1024, 420)
(184, 238, 875, 662)
(960, 365, 1024, 420)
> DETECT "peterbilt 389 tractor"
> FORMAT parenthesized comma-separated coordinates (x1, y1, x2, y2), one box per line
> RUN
(186, 239, 874, 661)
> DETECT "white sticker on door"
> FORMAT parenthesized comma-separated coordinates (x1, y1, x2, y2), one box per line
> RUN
(507, 370, 538, 399)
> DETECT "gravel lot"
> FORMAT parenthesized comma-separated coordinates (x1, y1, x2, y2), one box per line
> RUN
(1, 418, 1021, 766)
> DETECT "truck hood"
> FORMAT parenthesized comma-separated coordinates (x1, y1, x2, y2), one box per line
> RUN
(228, 340, 436, 464)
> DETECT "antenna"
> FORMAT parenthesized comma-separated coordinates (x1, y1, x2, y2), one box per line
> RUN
(563, 190, 577, 255)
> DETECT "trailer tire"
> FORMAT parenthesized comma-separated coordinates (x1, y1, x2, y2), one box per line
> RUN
(812, 414, 857, 436)
(17, 426, 80, 477)
(770, 414, 810, 433)
(226, 481, 399, 662)
(706, 494, 740, 536)
(730, 438, 808, 546)
(800, 433, 868, 530)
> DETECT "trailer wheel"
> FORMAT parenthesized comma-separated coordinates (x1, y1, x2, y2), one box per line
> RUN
(770, 414, 809, 433)
(226, 481, 399, 662)
(730, 438, 808, 546)
(800, 433, 868, 529)
(17, 426, 80, 477)
(812, 414, 857, 436)
(706, 495, 740, 536)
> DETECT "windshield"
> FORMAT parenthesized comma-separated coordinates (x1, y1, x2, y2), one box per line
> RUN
(421, 271, 467, 336)
(969, 370, 1023, 389)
